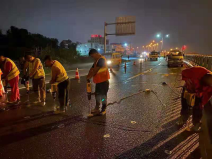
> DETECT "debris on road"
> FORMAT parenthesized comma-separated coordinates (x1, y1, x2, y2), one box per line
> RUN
(165, 150, 172, 155)
(58, 124, 65, 128)
(24, 116, 31, 119)
(131, 121, 137, 124)
(145, 89, 151, 93)
(162, 82, 167, 85)
(103, 134, 110, 138)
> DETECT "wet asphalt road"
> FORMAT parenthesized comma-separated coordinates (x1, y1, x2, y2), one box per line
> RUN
(0, 58, 201, 158)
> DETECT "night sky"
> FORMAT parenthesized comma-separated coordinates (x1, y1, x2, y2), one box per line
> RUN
(0, 0, 211, 54)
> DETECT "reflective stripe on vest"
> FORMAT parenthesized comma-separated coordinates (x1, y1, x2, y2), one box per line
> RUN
(29, 58, 45, 79)
(93, 56, 110, 84)
(5, 58, 20, 81)
(51, 60, 68, 83)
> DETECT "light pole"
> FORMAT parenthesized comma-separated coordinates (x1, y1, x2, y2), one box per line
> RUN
(124, 43, 128, 55)
(142, 46, 145, 52)
(156, 33, 169, 51)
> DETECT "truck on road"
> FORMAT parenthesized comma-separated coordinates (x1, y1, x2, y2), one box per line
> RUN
(149, 51, 159, 61)
(167, 50, 184, 67)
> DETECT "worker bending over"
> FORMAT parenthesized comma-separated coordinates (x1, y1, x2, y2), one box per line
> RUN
(87, 49, 110, 115)
(24, 53, 46, 105)
(44, 55, 69, 113)
(0, 54, 20, 103)
(177, 66, 212, 132)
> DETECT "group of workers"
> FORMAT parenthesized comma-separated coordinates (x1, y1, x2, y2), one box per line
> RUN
(0, 52, 71, 113)
(0, 49, 110, 115)
(0, 49, 212, 132)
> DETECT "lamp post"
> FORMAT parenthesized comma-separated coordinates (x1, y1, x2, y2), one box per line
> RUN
(142, 46, 145, 52)
(156, 33, 169, 51)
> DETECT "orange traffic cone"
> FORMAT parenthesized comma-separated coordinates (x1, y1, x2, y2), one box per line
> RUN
(1, 81, 5, 94)
(75, 68, 80, 79)
(0, 81, 3, 97)
(133, 61, 136, 65)
(124, 62, 127, 68)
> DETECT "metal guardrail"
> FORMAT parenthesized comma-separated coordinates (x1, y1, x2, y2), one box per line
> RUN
(184, 54, 212, 71)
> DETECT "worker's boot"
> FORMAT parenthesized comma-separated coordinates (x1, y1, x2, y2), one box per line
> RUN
(39, 99, 46, 106)
(7, 99, 20, 104)
(187, 123, 201, 132)
(100, 106, 106, 115)
(176, 116, 187, 126)
(91, 108, 100, 114)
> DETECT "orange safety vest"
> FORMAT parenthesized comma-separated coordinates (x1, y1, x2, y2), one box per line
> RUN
(93, 56, 110, 84)
(4, 58, 20, 81)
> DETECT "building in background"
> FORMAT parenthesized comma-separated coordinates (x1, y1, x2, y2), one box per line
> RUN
(77, 34, 111, 56)
(76, 35, 130, 56)
(60, 39, 72, 49)
(88, 35, 109, 45)
(76, 43, 111, 56)
(110, 43, 125, 53)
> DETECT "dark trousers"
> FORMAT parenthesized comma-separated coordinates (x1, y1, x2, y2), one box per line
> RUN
(181, 87, 203, 125)
(32, 77, 46, 102)
(95, 80, 109, 111)
(57, 79, 69, 110)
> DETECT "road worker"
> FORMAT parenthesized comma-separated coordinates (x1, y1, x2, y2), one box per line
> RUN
(177, 66, 212, 132)
(44, 55, 69, 113)
(0, 55, 20, 103)
(87, 49, 110, 115)
(24, 53, 46, 105)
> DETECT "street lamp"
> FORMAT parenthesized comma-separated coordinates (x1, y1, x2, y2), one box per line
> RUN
(124, 43, 128, 47)
(156, 33, 169, 51)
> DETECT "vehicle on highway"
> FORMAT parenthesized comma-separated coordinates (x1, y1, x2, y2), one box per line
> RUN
(149, 51, 159, 61)
(103, 52, 122, 67)
(138, 52, 148, 59)
(167, 50, 184, 67)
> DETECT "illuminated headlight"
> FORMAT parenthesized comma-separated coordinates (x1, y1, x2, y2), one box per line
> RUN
(107, 60, 112, 64)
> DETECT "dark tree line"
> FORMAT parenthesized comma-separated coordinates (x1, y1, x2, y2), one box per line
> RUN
(0, 26, 81, 60)
(0, 26, 58, 49)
